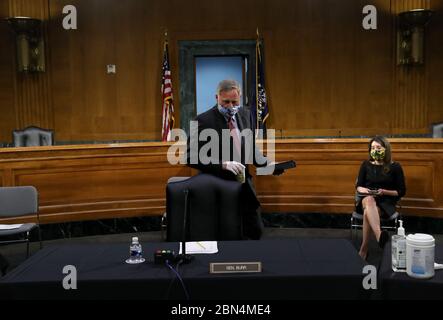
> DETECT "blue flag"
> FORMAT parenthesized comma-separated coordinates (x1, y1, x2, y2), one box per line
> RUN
(252, 36, 269, 133)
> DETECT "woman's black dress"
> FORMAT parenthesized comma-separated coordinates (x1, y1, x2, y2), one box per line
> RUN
(356, 160, 406, 217)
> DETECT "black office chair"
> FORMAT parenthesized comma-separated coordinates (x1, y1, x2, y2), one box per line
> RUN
(166, 173, 243, 242)
(12, 126, 54, 147)
(161, 177, 191, 240)
(0, 186, 43, 258)
(350, 192, 401, 243)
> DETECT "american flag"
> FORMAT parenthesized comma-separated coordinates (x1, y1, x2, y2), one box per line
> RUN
(252, 32, 269, 134)
(161, 40, 175, 142)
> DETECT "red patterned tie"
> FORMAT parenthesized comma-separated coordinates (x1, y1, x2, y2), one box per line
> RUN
(228, 116, 241, 157)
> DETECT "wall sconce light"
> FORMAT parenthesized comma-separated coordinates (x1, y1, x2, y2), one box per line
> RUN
(6, 17, 45, 73)
(397, 9, 433, 66)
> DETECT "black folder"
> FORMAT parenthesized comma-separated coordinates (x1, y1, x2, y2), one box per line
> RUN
(256, 160, 296, 175)
(274, 160, 296, 171)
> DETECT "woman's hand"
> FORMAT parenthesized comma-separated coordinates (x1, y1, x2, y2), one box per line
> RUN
(376, 189, 398, 197)
(357, 187, 371, 194)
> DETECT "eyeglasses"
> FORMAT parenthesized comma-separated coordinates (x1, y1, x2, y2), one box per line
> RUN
(221, 100, 239, 104)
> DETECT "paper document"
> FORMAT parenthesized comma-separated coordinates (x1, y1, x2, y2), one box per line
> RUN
(179, 241, 218, 254)
(0, 224, 23, 230)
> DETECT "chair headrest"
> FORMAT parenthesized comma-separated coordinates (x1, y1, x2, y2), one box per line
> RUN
(13, 126, 54, 147)
(432, 123, 443, 138)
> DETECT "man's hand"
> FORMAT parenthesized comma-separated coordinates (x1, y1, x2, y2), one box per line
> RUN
(268, 162, 284, 176)
(222, 161, 245, 175)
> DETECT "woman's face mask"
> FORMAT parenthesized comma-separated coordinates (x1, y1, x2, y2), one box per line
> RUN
(370, 148, 385, 161)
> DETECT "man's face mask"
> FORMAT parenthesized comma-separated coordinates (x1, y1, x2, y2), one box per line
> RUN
(370, 148, 385, 161)
(218, 104, 240, 118)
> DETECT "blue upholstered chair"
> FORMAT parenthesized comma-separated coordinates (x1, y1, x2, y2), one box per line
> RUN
(432, 122, 443, 138)
(0, 186, 42, 258)
(13, 126, 54, 147)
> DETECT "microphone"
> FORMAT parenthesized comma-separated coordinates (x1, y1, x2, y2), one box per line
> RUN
(175, 189, 193, 264)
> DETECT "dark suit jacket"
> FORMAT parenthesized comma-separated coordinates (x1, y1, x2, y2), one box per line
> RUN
(187, 106, 268, 210)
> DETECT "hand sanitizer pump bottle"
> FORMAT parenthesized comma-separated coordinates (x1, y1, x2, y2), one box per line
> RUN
(392, 220, 406, 272)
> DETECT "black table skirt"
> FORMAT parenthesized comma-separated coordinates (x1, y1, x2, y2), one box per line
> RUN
(379, 242, 443, 300)
(0, 239, 369, 300)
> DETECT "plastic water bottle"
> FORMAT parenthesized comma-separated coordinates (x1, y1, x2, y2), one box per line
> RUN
(126, 236, 145, 264)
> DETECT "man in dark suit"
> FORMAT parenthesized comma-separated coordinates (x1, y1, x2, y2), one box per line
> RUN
(187, 79, 279, 239)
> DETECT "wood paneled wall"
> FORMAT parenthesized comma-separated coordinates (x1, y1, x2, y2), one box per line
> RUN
(392, 0, 431, 132)
(0, 0, 442, 143)
(0, 0, 54, 142)
(0, 142, 194, 223)
(255, 138, 443, 216)
(428, 0, 443, 125)
(1, 139, 442, 224)
(0, 0, 16, 141)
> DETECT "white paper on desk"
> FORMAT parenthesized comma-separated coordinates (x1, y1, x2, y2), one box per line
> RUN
(179, 241, 218, 254)
(0, 224, 23, 230)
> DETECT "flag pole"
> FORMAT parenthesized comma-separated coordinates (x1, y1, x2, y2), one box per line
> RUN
(255, 27, 260, 134)
(161, 28, 175, 142)
(164, 28, 168, 51)
(162, 29, 167, 141)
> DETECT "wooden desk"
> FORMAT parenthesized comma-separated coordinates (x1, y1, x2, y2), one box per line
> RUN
(1, 139, 443, 224)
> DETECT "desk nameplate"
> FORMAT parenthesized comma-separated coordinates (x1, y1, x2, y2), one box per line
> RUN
(209, 262, 262, 274)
